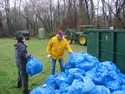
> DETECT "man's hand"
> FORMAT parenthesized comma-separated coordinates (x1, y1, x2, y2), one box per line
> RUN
(69, 51, 73, 54)
(47, 54, 51, 59)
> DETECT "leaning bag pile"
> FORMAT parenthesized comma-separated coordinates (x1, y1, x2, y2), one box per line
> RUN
(30, 52, 125, 94)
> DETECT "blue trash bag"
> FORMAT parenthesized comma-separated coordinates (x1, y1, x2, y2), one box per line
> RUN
(105, 80, 122, 92)
(55, 90, 60, 94)
(122, 85, 125, 90)
(104, 71, 122, 92)
(30, 86, 55, 94)
(68, 52, 85, 64)
(68, 75, 95, 94)
(90, 72, 105, 85)
(90, 85, 111, 94)
(44, 74, 58, 89)
(68, 52, 78, 66)
(55, 72, 73, 88)
(73, 52, 85, 69)
(112, 90, 125, 94)
(97, 61, 120, 73)
(68, 68, 86, 79)
(65, 61, 75, 70)
(69, 52, 99, 71)
(88, 61, 121, 85)
(68, 79, 85, 94)
(86, 68, 96, 78)
(81, 76, 95, 93)
(26, 56, 43, 76)
(75, 52, 99, 72)
(86, 67, 105, 85)
(118, 73, 125, 85)
(59, 83, 70, 93)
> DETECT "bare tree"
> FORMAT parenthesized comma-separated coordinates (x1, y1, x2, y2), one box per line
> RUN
(0, 11, 4, 36)
(114, 0, 125, 28)
(1, 0, 125, 37)
(67, 0, 74, 28)
(95, 0, 101, 28)
(5, 0, 10, 36)
(99, 0, 125, 29)
(22, 1, 37, 32)
(90, 0, 95, 24)
(72, 0, 78, 28)
(79, 0, 88, 25)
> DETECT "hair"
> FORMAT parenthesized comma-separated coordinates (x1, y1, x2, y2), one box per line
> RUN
(17, 35, 24, 43)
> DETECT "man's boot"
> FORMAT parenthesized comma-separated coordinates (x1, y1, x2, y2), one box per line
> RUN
(23, 90, 30, 94)
(16, 81, 22, 88)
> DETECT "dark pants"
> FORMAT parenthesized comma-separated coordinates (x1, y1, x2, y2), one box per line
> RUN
(18, 69, 28, 91)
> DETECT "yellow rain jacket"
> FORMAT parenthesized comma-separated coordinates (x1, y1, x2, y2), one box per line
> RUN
(46, 35, 72, 59)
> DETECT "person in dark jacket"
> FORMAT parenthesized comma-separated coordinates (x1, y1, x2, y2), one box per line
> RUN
(14, 35, 31, 94)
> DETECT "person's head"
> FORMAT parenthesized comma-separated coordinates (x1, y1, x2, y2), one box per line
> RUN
(17, 35, 25, 43)
(57, 30, 64, 40)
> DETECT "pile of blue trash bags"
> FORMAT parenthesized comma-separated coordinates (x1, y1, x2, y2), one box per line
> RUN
(30, 52, 125, 94)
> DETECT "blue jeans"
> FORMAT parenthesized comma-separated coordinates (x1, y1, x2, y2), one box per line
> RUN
(51, 58, 64, 75)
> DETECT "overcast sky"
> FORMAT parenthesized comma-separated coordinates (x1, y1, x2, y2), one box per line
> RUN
(0, 0, 103, 8)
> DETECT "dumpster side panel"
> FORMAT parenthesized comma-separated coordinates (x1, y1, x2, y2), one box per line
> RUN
(87, 31, 99, 57)
(115, 32, 125, 73)
(98, 32, 114, 61)
(87, 29, 125, 73)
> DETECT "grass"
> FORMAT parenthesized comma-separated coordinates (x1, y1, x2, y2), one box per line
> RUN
(0, 38, 87, 94)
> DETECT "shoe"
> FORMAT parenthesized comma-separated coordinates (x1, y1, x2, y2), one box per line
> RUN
(23, 90, 30, 94)
(16, 85, 22, 88)
(16, 81, 22, 88)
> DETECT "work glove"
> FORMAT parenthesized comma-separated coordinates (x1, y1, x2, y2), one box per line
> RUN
(47, 54, 51, 59)
(69, 51, 73, 54)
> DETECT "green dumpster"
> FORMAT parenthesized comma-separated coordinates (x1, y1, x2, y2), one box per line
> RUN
(38, 28, 45, 39)
(87, 29, 125, 73)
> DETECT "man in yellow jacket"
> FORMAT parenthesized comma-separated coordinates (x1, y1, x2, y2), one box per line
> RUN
(46, 30, 72, 75)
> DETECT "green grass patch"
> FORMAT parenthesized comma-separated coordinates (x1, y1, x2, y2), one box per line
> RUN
(0, 38, 87, 94)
